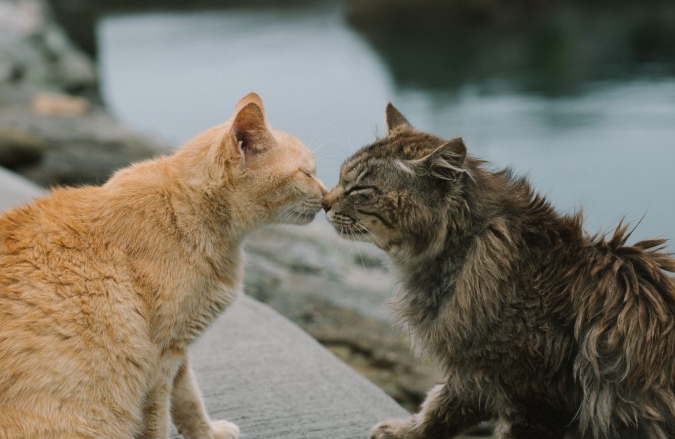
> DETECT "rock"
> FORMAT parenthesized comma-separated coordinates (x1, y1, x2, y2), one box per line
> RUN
(0, 0, 160, 187)
(0, 128, 44, 169)
(0, 62, 23, 83)
(31, 92, 90, 115)
(244, 224, 443, 413)
(0, 0, 96, 93)
(0, 83, 167, 186)
(245, 225, 396, 322)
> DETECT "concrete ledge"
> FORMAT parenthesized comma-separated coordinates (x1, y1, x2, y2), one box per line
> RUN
(186, 296, 408, 439)
(0, 167, 408, 439)
(0, 167, 46, 212)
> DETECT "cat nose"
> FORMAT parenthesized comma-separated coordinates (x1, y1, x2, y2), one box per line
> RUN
(321, 197, 333, 212)
(322, 189, 338, 212)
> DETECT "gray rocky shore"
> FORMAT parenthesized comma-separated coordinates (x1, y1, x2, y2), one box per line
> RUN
(0, 0, 445, 415)
(0, 0, 165, 187)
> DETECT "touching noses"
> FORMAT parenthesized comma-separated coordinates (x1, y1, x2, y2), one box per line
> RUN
(321, 189, 336, 212)
(321, 198, 332, 213)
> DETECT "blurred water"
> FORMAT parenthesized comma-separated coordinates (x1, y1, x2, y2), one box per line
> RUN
(97, 2, 675, 250)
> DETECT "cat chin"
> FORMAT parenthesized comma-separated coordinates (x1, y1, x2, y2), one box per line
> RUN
(333, 225, 371, 243)
(282, 212, 317, 225)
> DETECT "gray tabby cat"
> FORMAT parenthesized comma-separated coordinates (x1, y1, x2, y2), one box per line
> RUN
(322, 104, 675, 439)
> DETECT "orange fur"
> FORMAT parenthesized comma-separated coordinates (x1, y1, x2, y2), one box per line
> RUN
(0, 93, 326, 439)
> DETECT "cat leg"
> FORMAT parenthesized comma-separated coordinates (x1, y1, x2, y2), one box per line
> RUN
(140, 380, 173, 439)
(494, 405, 569, 439)
(370, 382, 489, 439)
(495, 420, 567, 439)
(171, 360, 239, 439)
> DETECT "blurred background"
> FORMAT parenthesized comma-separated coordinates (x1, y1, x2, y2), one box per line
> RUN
(3, 0, 675, 434)
(52, 0, 675, 248)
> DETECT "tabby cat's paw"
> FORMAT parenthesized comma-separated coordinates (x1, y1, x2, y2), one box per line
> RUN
(370, 419, 410, 439)
(212, 420, 239, 439)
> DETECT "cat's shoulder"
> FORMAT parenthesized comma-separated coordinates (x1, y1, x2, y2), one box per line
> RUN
(0, 186, 107, 258)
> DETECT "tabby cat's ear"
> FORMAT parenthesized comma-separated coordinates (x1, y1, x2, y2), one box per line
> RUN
(412, 137, 467, 181)
(230, 102, 274, 159)
(385, 103, 412, 134)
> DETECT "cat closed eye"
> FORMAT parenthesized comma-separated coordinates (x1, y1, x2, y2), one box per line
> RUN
(345, 186, 377, 196)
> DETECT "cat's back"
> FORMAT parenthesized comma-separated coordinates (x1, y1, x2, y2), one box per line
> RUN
(0, 186, 112, 293)
(0, 185, 149, 343)
(0, 187, 152, 436)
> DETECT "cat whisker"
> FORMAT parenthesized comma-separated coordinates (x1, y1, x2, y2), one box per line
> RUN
(316, 147, 343, 167)
(308, 127, 351, 158)
(274, 201, 315, 224)
(317, 153, 352, 163)
(307, 123, 336, 152)
(349, 229, 370, 272)
(343, 127, 357, 155)
(269, 203, 307, 240)
(268, 223, 285, 242)
(332, 235, 345, 260)
(310, 123, 354, 159)
(353, 223, 386, 249)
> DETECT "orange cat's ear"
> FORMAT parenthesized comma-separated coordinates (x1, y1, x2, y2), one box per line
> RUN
(409, 137, 467, 181)
(230, 102, 274, 160)
(385, 103, 412, 135)
(234, 92, 265, 114)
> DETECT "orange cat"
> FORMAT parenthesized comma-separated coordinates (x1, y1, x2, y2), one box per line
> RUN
(0, 93, 327, 439)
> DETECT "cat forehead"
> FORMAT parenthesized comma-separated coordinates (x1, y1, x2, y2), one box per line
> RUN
(341, 132, 443, 181)
(340, 155, 372, 181)
(271, 130, 316, 168)
(353, 132, 441, 161)
(340, 155, 397, 185)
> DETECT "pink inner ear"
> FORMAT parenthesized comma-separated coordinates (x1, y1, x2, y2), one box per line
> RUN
(232, 103, 273, 155)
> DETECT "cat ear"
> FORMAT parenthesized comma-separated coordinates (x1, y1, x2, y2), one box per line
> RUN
(230, 102, 274, 159)
(385, 103, 412, 134)
(411, 137, 467, 181)
(234, 92, 265, 114)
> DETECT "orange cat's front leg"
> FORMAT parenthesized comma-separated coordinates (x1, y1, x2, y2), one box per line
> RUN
(140, 354, 185, 439)
(171, 360, 239, 439)
(139, 380, 172, 439)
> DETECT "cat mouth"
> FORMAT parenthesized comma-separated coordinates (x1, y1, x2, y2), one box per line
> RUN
(333, 224, 369, 241)
(326, 213, 365, 238)
(296, 211, 317, 220)
(276, 200, 322, 225)
(337, 226, 366, 235)
(287, 208, 319, 225)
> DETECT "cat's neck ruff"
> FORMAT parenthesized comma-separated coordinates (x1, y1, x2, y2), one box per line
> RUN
(93, 156, 248, 349)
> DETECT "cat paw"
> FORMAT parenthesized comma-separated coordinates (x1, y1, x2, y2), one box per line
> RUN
(212, 420, 239, 439)
(370, 419, 410, 439)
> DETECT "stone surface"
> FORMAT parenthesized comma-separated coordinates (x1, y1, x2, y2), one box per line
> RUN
(0, 0, 96, 92)
(0, 0, 165, 188)
(0, 94, 167, 186)
(0, 127, 44, 169)
(244, 224, 443, 412)
(175, 296, 410, 439)
(0, 166, 45, 211)
(31, 92, 90, 115)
